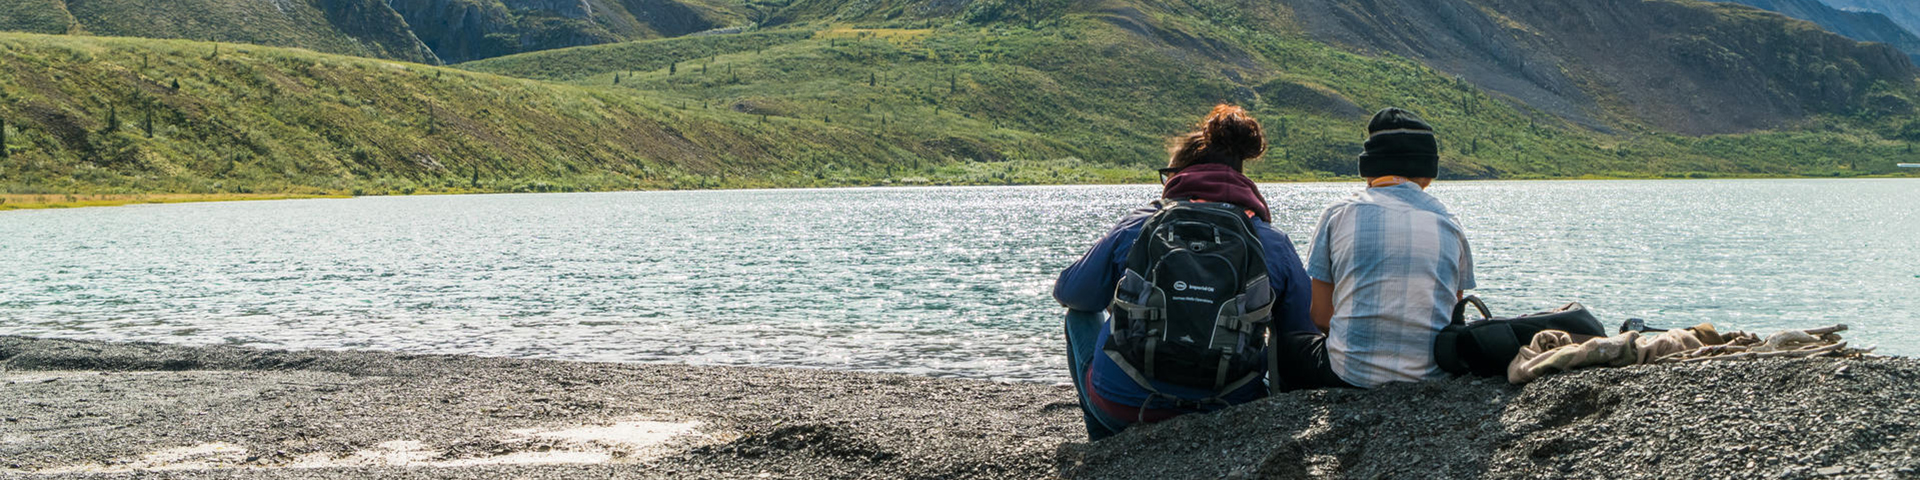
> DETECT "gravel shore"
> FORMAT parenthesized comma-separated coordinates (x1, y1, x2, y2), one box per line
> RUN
(4, 336, 1915, 479)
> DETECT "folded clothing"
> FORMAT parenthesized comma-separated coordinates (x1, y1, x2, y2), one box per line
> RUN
(1507, 324, 1870, 384)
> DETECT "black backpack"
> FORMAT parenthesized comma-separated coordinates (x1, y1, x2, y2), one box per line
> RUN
(1433, 296, 1607, 377)
(1104, 199, 1274, 406)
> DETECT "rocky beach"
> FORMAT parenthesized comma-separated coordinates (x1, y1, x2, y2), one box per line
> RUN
(3, 336, 1915, 479)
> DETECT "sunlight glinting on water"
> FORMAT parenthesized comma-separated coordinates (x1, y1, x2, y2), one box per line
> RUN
(0, 179, 1915, 382)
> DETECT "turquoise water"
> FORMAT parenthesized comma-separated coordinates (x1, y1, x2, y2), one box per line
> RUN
(1, 179, 1914, 382)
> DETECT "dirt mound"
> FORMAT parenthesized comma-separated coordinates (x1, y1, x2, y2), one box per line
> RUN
(1063, 356, 1920, 479)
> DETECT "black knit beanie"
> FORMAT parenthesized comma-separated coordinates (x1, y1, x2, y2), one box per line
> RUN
(1359, 107, 1439, 178)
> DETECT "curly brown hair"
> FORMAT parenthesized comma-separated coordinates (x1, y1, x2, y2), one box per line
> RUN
(1167, 104, 1266, 172)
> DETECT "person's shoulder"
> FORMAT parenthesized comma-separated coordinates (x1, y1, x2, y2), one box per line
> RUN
(1116, 204, 1157, 227)
(1315, 194, 1376, 224)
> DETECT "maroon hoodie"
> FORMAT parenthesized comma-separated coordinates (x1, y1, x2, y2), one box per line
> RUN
(1160, 163, 1272, 222)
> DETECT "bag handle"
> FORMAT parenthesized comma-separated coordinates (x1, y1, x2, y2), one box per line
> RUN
(1451, 295, 1492, 326)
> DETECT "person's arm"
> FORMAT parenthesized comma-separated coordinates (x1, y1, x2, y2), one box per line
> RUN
(1304, 208, 1340, 334)
(1052, 211, 1150, 311)
(1311, 280, 1335, 333)
(1254, 223, 1314, 334)
(1451, 218, 1475, 305)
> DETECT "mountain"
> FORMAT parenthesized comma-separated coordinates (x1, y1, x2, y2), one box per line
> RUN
(2, 0, 1918, 198)
(1281, 0, 1916, 135)
(469, 0, 1920, 172)
(0, 0, 750, 64)
(0, 0, 441, 64)
(1821, 0, 1920, 40)
(1713, 0, 1920, 61)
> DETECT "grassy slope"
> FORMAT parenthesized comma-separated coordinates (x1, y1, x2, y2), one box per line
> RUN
(464, 0, 1920, 181)
(25, 0, 439, 64)
(0, 33, 1137, 196)
(383, 0, 752, 63)
(0, 0, 78, 35)
(4, 0, 1920, 197)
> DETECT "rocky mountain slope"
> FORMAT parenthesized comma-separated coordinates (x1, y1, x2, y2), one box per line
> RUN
(1718, 0, 1920, 61)
(1821, 0, 1920, 40)
(1281, 0, 1916, 135)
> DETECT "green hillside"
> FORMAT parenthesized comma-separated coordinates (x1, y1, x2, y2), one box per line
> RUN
(0, 0, 78, 34)
(386, 0, 752, 63)
(466, 0, 1920, 179)
(5, 0, 440, 64)
(0, 34, 1133, 196)
(3, 0, 1919, 198)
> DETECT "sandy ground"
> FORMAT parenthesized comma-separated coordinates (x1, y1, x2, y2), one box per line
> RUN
(4, 336, 1916, 479)
(0, 336, 1081, 479)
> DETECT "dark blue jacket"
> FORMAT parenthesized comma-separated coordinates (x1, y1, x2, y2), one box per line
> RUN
(1054, 203, 1316, 407)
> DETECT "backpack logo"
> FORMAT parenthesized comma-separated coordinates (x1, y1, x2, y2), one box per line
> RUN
(1173, 281, 1188, 291)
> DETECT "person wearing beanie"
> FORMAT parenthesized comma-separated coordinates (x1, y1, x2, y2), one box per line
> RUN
(1271, 107, 1477, 391)
(1053, 104, 1316, 439)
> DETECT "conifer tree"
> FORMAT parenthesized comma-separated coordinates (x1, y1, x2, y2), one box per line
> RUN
(869, 72, 876, 87)
(170, 78, 180, 91)
(143, 107, 154, 138)
(1, 117, 8, 160)
(104, 104, 118, 133)
(670, 62, 677, 75)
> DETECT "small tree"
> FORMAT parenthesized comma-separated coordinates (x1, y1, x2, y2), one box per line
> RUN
(868, 72, 876, 87)
(669, 61, 676, 75)
(104, 104, 118, 133)
(170, 78, 180, 91)
(143, 107, 155, 138)
(614, 72, 621, 85)
(1, 116, 8, 160)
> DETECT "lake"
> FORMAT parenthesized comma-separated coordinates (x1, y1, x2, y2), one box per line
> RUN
(1, 179, 1914, 382)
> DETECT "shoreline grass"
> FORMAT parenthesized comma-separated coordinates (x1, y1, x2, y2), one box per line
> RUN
(6, 171, 1911, 212)
(0, 193, 349, 211)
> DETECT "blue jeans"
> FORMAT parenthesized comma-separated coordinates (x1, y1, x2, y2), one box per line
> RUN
(1065, 309, 1126, 440)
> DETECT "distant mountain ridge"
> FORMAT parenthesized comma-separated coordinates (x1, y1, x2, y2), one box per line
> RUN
(1279, 0, 1916, 135)
(1821, 0, 1920, 39)
(1715, 0, 1920, 61)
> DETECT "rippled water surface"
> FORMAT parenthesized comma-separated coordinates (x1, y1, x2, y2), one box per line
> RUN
(2, 179, 1916, 382)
